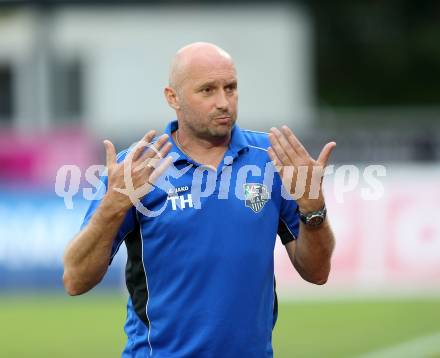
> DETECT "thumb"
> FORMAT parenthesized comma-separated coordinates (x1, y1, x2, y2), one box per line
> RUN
(317, 141, 336, 166)
(103, 140, 116, 167)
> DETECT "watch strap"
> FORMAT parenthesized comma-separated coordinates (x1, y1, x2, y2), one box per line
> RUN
(298, 204, 327, 227)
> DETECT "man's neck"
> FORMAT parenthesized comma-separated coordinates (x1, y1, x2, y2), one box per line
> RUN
(173, 126, 230, 169)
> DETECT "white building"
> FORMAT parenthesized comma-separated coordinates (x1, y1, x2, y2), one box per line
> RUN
(0, 3, 313, 141)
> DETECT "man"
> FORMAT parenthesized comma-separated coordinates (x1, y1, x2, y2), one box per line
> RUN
(63, 42, 335, 357)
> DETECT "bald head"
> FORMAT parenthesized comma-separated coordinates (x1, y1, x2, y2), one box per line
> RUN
(164, 42, 238, 140)
(169, 42, 235, 93)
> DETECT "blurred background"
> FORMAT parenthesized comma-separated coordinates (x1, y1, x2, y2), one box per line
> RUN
(0, 1, 439, 357)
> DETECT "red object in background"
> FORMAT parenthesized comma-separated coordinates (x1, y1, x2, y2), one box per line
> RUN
(0, 128, 99, 188)
(385, 185, 440, 280)
(0, 149, 33, 180)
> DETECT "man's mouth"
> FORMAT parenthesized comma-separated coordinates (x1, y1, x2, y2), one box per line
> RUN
(215, 116, 231, 124)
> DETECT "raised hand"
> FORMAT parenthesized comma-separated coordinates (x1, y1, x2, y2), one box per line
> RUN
(103, 130, 173, 211)
(268, 126, 336, 212)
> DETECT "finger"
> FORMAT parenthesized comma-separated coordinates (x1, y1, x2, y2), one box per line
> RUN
(136, 133, 169, 162)
(268, 130, 292, 166)
(148, 134, 170, 158)
(281, 125, 310, 157)
(269, 146, 297, 195)
(148, 156, 174, 184)
(267, 146, 283, 172)
(270, 127, 298, 163)
(134, 158, 159, 173)
(136, 142, 172, 172)
(131, 130, 157, 161)
(317, 141, 336, 166)
(103, 140, 116, 167)
(157, 141, 173, 160)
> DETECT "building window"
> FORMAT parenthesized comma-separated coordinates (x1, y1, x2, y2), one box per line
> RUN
(0, 64, 14, 123)
(52, 58, 83, 122)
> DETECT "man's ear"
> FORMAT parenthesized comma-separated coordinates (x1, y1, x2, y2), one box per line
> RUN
(164, 87, 180, 110)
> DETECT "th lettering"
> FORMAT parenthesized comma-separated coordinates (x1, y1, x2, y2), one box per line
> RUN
(167, 193, 194, 211)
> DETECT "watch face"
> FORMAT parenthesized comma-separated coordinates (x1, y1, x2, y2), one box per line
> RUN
(307, 215, 324, 227)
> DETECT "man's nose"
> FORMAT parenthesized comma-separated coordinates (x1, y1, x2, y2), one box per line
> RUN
(215, 90, 229, 110)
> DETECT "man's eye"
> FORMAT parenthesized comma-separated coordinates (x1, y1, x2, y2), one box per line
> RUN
(202, 88, 212, 94)
(225, 85, 236, 93)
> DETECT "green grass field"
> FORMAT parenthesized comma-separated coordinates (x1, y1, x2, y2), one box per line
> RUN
(1, 293, 439, 357)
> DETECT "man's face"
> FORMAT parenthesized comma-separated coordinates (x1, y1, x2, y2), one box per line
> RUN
(176, 59, 238, 140)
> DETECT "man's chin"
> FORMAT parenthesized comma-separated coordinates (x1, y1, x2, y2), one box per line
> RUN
(211, 122, 234, 137)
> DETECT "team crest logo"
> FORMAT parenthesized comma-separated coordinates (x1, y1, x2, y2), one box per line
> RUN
(244, 183, 269, 213)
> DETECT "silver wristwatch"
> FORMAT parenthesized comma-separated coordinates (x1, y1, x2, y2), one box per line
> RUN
(298, 205, 327, 228)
